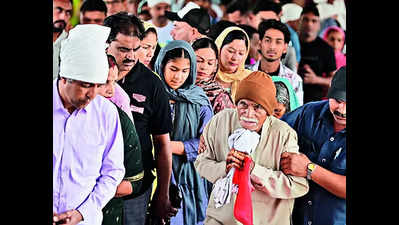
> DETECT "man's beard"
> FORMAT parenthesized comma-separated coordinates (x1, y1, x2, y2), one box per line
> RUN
(53, 20, 67, 33)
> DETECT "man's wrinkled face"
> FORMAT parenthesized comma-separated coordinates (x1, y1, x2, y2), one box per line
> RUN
(236, 99, 268, 133)
(149, 3, 171, 25)
(80, 11, 106, 25)
(53, 0, 73, 32)
(106, 33, 141, 76)
(329, 98, 346, 127)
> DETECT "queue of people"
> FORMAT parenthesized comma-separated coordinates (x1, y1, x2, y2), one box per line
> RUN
(53, 0, 346, 225)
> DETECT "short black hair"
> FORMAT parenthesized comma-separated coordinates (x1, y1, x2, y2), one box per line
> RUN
(226, 0, 249, 15)
(207, 20, 236, 40)
(258, 19, 290, 43)
(80, 0, 107, 15)
(251, 0, 281, 15)
(103, 12, 145, 43)
(301, 2, 319, 17)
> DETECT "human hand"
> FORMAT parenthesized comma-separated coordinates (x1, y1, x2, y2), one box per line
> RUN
(225, 149, 248, 173)
(53, 210, 83, 225)
(302, 64, 319, 84)
(115, 180, 133, 197)
(198, 135, 206, 154)
(151, 192, 178, 222)
(280, 152, 311, 177)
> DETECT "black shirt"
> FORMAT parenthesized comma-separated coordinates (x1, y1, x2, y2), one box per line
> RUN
(118, 62, 173, 196)
(299, 37, 336, 103)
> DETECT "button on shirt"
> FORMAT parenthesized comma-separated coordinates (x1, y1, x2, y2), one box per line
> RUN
(281, 100, 346, 225)
(53, 79, 125, 225)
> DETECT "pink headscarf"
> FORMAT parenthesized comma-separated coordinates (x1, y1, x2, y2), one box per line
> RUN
(322, 25, 346, 70)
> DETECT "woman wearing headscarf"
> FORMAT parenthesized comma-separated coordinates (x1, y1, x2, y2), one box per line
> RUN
(193, 37, 235, 114)
(272, 76, 300, 119)
(214, 26, 252, 101)
(154, 40, 214, 225)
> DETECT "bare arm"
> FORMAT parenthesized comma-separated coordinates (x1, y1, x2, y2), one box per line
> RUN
(152, 133, 178, 219)
(281, 152, 346, 199)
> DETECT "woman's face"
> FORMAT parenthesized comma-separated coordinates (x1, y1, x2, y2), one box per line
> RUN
(326, 30, 344, 52)
(219, 39, 247, 73)
(273, 102, 287, 119)
(137, 32, 157, 67)
(98, 65, 119, 99)
(164, 57, 191, 90)
(195, 47, 217, 83)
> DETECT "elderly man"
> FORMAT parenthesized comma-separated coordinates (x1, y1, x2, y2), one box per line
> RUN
(53, 24, 125, 225)
(280, 66, 347, 225)
(194, 71, 309, 225)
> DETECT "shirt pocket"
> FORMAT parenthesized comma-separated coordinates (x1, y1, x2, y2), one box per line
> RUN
(329, 147, 346, 175)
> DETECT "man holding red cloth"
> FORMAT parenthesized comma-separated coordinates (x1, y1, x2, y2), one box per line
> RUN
(195, 71, 309, 225)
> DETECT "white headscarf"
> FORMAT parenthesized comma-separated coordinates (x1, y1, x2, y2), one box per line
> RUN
(59, 24, 110, 84)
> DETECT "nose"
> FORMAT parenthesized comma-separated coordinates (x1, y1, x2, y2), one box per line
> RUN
(243, 105, 257, 117)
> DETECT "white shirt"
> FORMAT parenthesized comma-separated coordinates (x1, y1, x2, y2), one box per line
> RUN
(148, 19, 174, 47)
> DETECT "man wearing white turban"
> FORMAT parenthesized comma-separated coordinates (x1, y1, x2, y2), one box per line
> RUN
(53, 24, 125, 225)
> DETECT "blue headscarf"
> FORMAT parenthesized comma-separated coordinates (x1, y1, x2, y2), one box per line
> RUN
(154, 40, 212, 224)
(155, 40, 210, 107)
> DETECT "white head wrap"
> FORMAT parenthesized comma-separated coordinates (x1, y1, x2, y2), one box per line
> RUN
(281, 3, 303, 23)
(59, 24, 110, 84)
(147, 0, 171, 8)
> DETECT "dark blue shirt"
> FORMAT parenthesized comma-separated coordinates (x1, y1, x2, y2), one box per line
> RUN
(281, 100, 346, 225)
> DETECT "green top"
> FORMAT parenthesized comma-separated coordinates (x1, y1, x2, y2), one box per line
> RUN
(102, 104, 144, 225)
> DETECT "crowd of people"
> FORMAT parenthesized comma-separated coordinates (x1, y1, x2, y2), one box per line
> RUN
(53, 0, 347, 225)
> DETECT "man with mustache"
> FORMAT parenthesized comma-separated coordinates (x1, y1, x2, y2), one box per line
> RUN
(195, 71, 309, 225)
(147, 0, 173, 47)
(53, 0, 73, 80)
(104, 12, 178, 225)
(250, 19, 304, 106)
(280, 66, 346, 225)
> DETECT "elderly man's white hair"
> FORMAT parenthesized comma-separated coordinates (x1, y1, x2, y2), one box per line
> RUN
(59, 24, 110, 84)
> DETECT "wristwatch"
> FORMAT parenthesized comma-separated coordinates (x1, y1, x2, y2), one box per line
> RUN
(306, 163, 316, 180)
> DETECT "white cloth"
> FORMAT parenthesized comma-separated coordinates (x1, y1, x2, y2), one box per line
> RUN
(281, 3, 302, 23)
(59, 24, 110, 84)
(213, 128, 260, 208)
(147, 0, 171, 7)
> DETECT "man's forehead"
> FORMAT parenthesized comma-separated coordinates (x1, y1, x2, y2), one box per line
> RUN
(154, 3, 170, 9)
(238, 99, 260, 106)
(114, 33, 141, 44)
(54, 0, 72, 7)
